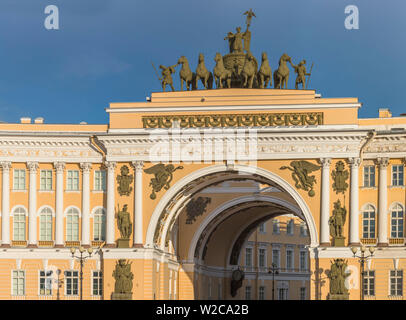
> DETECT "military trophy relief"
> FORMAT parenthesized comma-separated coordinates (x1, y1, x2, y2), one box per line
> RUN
(327, 259, 351, 300)
(111, 259, 134, 300)
(152, 9, 313, 91)
(117, 165, 134, 196)
(329, 161, 349, 247)
(115, 204, 133, 248)
(185, 197, 212, 225)
(144, 163, 184, 200)
(280, 160, 321, 197)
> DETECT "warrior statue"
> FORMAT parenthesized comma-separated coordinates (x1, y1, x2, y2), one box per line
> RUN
(159, 64, 177, 92)
(329, 200, 347, 239)
(115, 204, 132, 239)
(290, 59, 311, 90)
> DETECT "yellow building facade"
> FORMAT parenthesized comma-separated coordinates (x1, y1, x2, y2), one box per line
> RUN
(0, 89, 405, 300)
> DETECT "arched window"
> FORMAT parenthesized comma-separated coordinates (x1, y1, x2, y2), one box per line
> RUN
(362, 205, 376, 239)
(13, 207, 26, 241)
(93, 208, 106, 241)
(39, 207, 53, 241)
(66, 207, 79, 241)
(391, 204, 404, 239)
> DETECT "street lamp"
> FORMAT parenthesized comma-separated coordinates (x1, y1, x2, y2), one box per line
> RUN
(351, 245, 376, 300)
(268, 263, 279, 300)
(70, 246, 93, 300)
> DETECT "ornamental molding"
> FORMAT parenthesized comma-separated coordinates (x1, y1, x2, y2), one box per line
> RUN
(142, 112, 324, 129)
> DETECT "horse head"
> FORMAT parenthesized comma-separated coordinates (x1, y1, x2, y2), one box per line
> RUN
(198, 53, 205, 64)
(177, 56, 187, 65)
(214, 53, 222, 63)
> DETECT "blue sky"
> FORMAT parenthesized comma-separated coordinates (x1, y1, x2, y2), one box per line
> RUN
(0, 0, 405, 124)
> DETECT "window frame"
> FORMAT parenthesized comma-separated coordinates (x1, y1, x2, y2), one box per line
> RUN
(363, 165, 376, 188)
(12, 270, 25, 296)
(392, 164, 404, 187)
(362, 204, 376, 239)
(390, 203, 404, 239)
(65, 270, 79, 296)
(92, 270, 103, 296)
(40, 169, 53, 191)
(13, 169, 26, 190)
(66, 207, 80, 242)
(66, 170, 80, 191)
(13, 207, 27, 241)
(39, 207, 53, 241)
(94, 170, 106, 191)
(390, 269, 403, 297)
(39, 270, 53, 296)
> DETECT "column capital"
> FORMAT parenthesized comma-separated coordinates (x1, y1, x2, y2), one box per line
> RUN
(376, 157, 389, 168)
(104, 161, 117, 171)
(0, 161, 12, 171)
(320, 158, 331, 168)
(27, 162, 39, 173)
(132, 160, 144, 172)
(53, 162, 66, 172)
(348, 157, 361, 168)
(80, 162, 92, 173)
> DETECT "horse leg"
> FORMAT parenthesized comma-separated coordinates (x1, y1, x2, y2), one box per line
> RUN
(249, 75, 254, 89)
(180, 78, 184, 91)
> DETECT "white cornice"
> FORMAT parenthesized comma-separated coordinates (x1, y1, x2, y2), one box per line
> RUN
(106, 103, 362, 113)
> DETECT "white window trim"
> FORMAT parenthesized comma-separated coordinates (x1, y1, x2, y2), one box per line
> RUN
(391, 164, 404, 187)
(91, 270, 103, 297)
(11, 269, 25, 296)
(65, 270, 79, 297)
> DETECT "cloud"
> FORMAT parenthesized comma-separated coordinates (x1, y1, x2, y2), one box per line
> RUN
(60, 52, 132, 78)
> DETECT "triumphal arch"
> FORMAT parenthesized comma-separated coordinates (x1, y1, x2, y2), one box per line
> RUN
(0, 11, 405, 300)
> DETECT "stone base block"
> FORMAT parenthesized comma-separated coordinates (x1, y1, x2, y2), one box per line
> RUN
(111, 292, 133, 300)
(327, 293, 349, 300)
(117, 238, 130, 248)
(332, 237, 345, 247)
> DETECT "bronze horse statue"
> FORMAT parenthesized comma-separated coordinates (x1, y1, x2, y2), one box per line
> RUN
(241, 52, 258, 88)
(273, 53, 291, 89)
(213, 53, 232, 88)
(195, 53, 213, 90)
(257, 52, 272, 88)
(177, 56, 196, 91)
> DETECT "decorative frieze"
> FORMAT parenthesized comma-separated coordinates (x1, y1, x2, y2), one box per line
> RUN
(142, 112, 324, 129)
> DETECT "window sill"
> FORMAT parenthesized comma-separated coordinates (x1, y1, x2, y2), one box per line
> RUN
(360, 186, 377, 190)
(91, 190, 106, 194)
(389, 185, 405, 189)
(38, 190, 54, 193)
(11, 189, 27, 193)
(65, 190, 81, 193)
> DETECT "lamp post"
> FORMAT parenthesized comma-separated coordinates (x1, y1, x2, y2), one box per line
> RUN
(351, 245, 376, 300)
(268, 263, 279, 300)
(70, 246, 93, 300)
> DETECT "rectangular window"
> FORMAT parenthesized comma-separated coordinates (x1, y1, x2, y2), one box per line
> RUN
(67, 170, 79, 191)
(363, 270, 375, 297)
(392, 165, 404, 186)
(300, 223, 308, 237)
(273, 220, 280, 234)
(65, 270, 79, 296)
(278, 288, 288, 300)
(92, 271, 103, 296)
(272, 249, 280, 268)
(245, 286, 251, 300)
(287, 220, 294, 235)
(94, 170, 106, 191)
(300, 287, 306, 300)
(13, 213, 26, 241)
(258, 248, 266, 268)
(245, 247, 252, 267)
(39, 270, 53, 295)
(300, 251, 307, 271)
(40, 170, 53, 190)
(12, 270, 25, 296)
(259, 223, 266, 233)
(40, 213, 52, 241)
(286, 249, 293, 270)
(66, 214, 79, 241)
(390, 270, 403, 297)
(13, 169, 26, 190)
(364, 165, 375, 187)
(259, 286, 265, 300)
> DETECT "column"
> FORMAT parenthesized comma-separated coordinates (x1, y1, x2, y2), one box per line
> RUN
(105, 161, 116, 248)
(80, 162, 92, 247)
(27, 162, 39, 247)
(348, 158, 361, 245)
(54, 162, 65, 247)
(132, 161, 144, 247)
(0, 162, 11, 247)
(320, 158, 331, 246)
(377, 157, 389, 246)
